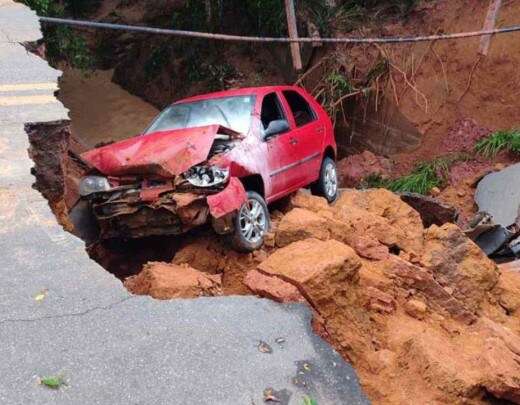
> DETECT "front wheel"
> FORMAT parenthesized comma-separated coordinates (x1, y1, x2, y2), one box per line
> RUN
(231, 191, 270, 252)
(311, 156, 338, 203)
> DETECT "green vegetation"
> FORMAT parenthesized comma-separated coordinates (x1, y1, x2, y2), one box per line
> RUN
(144, 44, 170, 78)
(238, 0, 287, 36)
(361, 156, 462, 195)
(23, 0, 53, 16)
(171, 0, 208, 31)
(40, 374, 66, 389)
(302, 0, 364, 35)
(188, 61, 238, 91)
(474, 129, 520, 158)
(21, 0, 94, 70)
(45, 25, 94, 70)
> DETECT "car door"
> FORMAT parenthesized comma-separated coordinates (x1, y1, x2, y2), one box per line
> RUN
(280, 89, 324, 186)
(260, 91, 299, 200)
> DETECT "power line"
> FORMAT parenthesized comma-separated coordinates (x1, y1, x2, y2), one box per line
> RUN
(39, 16, 520, 44)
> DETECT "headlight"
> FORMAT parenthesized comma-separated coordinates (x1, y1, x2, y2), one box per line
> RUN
(79, 175, 111, 196)
(184, 166, 229, 187)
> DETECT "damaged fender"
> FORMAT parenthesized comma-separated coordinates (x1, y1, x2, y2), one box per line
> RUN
(207, 177, 247, 218)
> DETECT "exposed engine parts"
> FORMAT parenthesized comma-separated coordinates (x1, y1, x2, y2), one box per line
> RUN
(184, 165, 229, 188)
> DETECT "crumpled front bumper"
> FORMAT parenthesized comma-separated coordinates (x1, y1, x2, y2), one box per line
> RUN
(87, 177, 247, 240)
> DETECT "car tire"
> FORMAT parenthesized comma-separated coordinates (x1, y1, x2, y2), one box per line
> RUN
(311, 156, 338, 203)
(231, 191, 270, 252)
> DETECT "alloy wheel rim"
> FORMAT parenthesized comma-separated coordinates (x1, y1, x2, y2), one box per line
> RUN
(324, 162, 337, 198)
(239, 199, 267, 243)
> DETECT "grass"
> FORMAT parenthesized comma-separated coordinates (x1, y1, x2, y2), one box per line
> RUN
(361, 156, 460, 195)
(474, 129, 520, 158)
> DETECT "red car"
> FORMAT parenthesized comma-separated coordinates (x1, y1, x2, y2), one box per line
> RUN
(78, 85, 337, 251)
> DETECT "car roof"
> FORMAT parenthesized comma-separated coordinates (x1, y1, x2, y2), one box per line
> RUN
(175, 85, 303, 104)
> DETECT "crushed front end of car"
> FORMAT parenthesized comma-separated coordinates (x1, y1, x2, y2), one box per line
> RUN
(77, 124, 247, 241)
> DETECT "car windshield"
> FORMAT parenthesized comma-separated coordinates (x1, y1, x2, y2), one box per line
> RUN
(144, 95, 255, 135)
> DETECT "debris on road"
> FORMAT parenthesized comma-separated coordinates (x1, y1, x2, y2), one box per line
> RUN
(33, 289, 48, 302)
(258, 341, 273, 354)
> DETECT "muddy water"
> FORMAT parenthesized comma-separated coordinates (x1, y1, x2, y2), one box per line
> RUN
(57, 69, 159, 148)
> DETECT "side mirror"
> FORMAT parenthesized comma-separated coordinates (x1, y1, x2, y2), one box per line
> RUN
(264, 119, 289, 139)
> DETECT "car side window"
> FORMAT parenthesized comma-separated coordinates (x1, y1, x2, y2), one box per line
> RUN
(282, 90, 316, 127)
(261, 92, 286, 130)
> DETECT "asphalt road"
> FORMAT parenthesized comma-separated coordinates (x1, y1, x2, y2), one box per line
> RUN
(0, 2, 370, 404)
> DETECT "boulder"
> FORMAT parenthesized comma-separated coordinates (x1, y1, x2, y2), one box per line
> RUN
(289, 190, 330, 213)
(335, 189, 424, 255)
(421, 223, 499, 313)
(258, 238, 361, 313)
(275, 208, 330, 247)
(399, 192, 458, 227)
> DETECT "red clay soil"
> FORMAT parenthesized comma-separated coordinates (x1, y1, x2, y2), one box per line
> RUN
(125, 190, 520, 404)
(380, 0, 520, 166)
(337, 150, 393, 188)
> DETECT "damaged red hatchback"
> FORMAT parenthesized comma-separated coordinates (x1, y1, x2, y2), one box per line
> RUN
(79, 86, 337, 251)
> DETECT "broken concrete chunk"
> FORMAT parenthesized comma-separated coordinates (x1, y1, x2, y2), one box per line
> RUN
(399, 192, 458, 227)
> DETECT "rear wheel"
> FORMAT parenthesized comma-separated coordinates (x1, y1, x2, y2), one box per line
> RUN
(311, 156, 338, 202)
(231, 191, 270, 252)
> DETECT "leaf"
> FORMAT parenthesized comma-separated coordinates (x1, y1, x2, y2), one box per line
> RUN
(263, 388, 280, 403)
(33, 289, 48, 302)
(258, 340, 273, 354)
(40, 375, 65, 389)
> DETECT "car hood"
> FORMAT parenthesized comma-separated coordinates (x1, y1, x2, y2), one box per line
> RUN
(81, 125, 235, 178)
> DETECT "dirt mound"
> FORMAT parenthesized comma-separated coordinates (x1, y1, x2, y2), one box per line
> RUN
(171, 235, 269, 295)
(125, 262, 222, 299)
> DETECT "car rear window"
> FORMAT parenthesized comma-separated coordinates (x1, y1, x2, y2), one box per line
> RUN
(282, 90, 316, 127)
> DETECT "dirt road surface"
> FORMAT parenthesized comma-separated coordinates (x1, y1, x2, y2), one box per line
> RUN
(0, 2, 368, 404)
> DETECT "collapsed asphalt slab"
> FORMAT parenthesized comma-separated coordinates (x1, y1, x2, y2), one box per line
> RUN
(0, 1, 369, 404)
(475, 163, 520, 227)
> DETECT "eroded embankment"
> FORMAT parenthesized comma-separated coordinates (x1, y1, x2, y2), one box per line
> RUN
(26, 119, 520, 404)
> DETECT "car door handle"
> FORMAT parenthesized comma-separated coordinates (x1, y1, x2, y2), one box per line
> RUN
(316, 126, 325, 134)
(289, 137, 298, 145)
